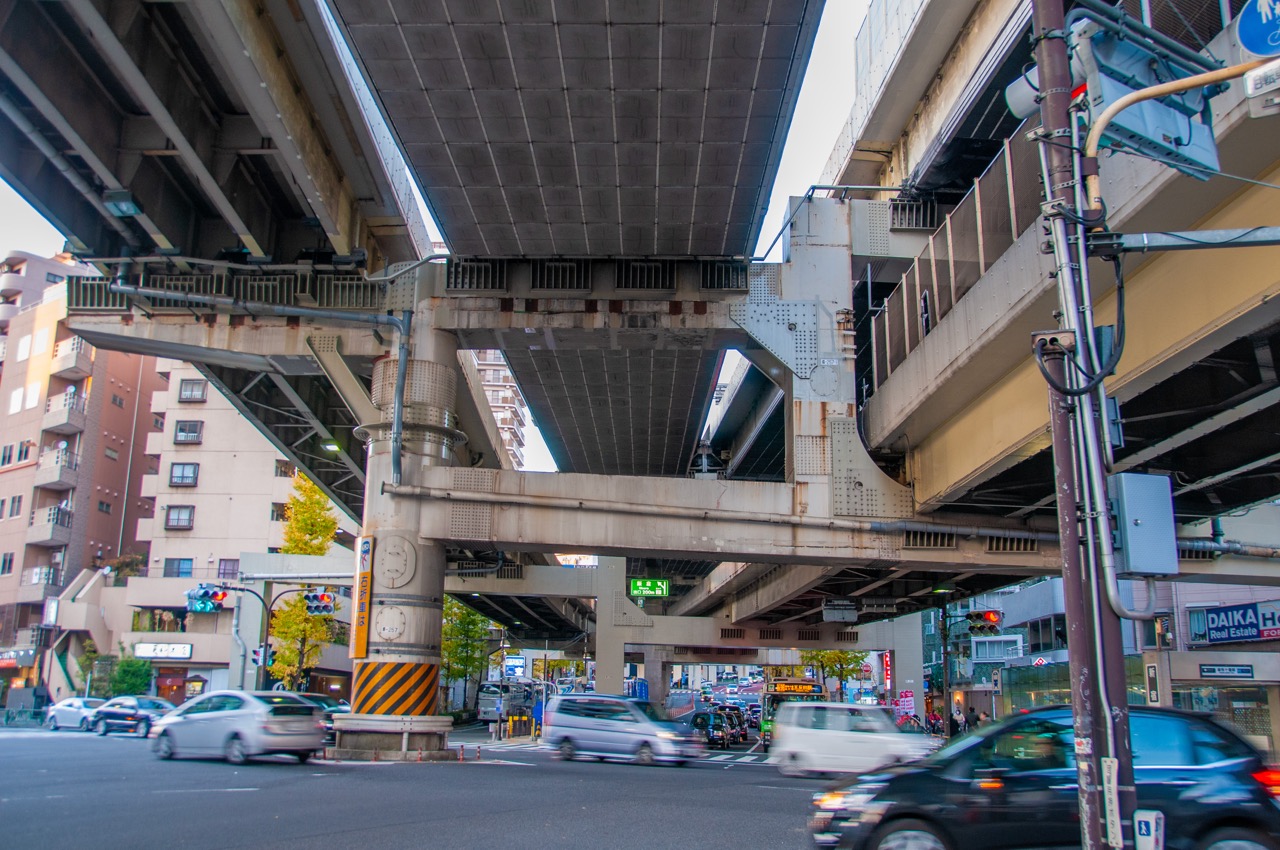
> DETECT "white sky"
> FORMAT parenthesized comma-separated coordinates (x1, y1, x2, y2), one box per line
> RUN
(0, 1, 868, 473)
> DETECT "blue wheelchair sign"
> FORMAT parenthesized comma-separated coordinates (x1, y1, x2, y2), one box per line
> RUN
(1239, 0, 1280, 57)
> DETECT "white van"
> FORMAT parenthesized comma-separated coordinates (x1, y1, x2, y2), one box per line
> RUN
(769, 701, 940, 776)
(543, 694, 704, 765)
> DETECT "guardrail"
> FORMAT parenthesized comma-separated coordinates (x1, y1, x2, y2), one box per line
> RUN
(67, 271, 387, 314)
(870, 120, 1040, 390)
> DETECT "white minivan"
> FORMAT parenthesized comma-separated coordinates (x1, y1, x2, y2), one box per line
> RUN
(769, 701, 940, 776)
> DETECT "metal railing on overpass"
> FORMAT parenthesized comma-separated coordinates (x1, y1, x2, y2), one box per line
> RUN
(67, 271, 387, 314)
(871, 122, 1040, 389)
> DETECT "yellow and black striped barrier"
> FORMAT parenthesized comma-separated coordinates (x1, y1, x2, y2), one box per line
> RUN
(351, 661, 439, 716)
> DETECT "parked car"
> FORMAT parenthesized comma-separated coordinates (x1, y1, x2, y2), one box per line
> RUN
(544, 694, 703, 765)
(91, 696, 175, 737)
(46, 697, 105, 731)
(747, 703, 762, 728)
(151, 690, 325, 764)
(809, 706, 1280, 850)
(771, 701, 939, 777)
(294, 692, 350, 744)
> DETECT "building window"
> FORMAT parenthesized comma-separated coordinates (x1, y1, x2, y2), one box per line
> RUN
(274, 459, 296, 478)
(169, 463, 199, 487)
(178, 379, 208, 402)
(104, 447, 119, 461)
(45, 272, 64, 284)
(153, 415, 165, 430)
(164, 505, 194, 529)
(16, 334, 29, 361)
(1188, 608, 1210, 644)
(0, 552, 12, 575)
(270, 502, 287, 522)
(97, 501, 112, 514)
(0, 499, 5, 516)
(111, 393, 125, 408)
(971, 636, 1023, 661)
(16, 443, 30, 463)
(163, 558, 193, 578)
(1027, 614, 1068, 654)
(1141, 613, 1175, 649)
(174, 421, 204, 444)
(217, 559, 239, 579)
(25, 381, 39, 409)
(0, 445, 11, 465)
(8, 389, 21, 414)
(9, 495, 22, 518)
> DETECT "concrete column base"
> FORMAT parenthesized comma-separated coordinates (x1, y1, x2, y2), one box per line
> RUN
(329, 713, 454, 761)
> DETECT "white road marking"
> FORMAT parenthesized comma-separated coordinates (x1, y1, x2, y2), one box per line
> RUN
(152, 788, 259, 794)
(707, 754, 735, 761)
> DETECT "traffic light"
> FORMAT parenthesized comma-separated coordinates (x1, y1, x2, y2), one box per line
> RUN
(252, 646, 263, 666)
(304, 587, 335, 615)
(186, 583, 228, 613)
(966, 610, 1003, 637)
(252, 645, 277, 666)
(267, 648, 277, 666)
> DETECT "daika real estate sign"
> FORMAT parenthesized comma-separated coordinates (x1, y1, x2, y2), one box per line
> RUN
(1205, 600, 1280, 644)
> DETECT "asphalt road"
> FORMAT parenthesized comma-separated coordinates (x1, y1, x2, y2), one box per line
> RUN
(0, 728, 822, 850)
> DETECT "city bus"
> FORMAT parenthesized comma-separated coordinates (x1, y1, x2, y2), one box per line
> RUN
(759, 678, 829, 752)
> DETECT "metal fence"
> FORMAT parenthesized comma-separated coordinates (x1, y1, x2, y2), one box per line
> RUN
(66, 271, 387, 314)
(871, 123, 1041, 389)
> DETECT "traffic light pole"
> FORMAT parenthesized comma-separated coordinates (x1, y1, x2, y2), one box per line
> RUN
(1031, 2, 1135, 847)
(207, 583, 321, 690)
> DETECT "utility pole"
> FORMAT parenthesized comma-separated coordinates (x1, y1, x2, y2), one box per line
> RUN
(1031, 1, 1135, 847)
(938, 601, 950, 737)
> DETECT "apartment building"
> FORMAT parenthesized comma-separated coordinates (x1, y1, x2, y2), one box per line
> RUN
(471, 349, 530, 469)
(138, 359, 359, 581)
(46, 359, 361, 703)
(0, 251, 163, 702)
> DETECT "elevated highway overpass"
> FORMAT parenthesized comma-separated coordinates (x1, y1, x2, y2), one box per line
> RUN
(6, 0, 1280, 757)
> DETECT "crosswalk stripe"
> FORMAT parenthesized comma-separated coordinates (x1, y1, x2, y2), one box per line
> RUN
(707, 754, 735, 761)
(734, 755, 759, 762)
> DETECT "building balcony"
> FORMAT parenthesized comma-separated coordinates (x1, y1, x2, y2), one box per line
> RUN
(43, 393, 87, 435)
(27, 506, 73, 548)
(15, 566, 63, 605)
(49, 337, 92, 380)
(33, 449, 80, 491)
(0, 301, 17, 332)
(0, 270, 24, 298)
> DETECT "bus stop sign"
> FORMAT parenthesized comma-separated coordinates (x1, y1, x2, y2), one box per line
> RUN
(1238, 0, 1280, 57)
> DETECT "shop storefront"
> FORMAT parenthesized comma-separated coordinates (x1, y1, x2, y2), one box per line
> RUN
(999, 655, 1146, 714)
(1149, 649, 1280, 755)
(0, 648, 38, 706)
(134, 641, 227, 704)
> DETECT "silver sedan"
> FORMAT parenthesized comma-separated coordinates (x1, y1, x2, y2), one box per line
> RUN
(151, 690, 325, 764)
(46, 697, 105, 731)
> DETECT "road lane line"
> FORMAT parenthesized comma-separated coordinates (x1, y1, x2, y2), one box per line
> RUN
(152, 788, 260, 794)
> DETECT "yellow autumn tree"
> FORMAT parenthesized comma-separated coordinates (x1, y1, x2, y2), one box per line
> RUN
(281, 473, 338, 555)
(268, 594, 334, 690)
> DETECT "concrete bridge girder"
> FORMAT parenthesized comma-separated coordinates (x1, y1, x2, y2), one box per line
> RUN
(406, 465, 1059, 572)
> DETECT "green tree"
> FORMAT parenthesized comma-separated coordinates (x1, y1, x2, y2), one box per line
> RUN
(281, 473, 338, 555)
(798, 650, 868, 701)
(268, 594, 335, 690)
(111, 647, 153, 696)
(441, 597, 493, 711)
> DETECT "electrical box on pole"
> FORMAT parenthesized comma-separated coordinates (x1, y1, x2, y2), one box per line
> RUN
(1108, 472, 1179, 577)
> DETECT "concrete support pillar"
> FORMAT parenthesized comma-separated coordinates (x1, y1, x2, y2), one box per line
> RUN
(333, 316, 460, 760)
(594, 556, 628, 695)
(643, 647, 673, 708)
(888, 612, 925, 716)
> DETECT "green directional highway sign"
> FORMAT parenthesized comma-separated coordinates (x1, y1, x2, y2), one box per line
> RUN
(629, 578, 670, 598)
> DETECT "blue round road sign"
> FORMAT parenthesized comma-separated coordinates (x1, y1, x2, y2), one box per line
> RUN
(1238, 0, 1280, 57)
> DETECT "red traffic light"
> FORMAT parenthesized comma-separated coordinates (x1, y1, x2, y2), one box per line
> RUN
(317, 593, 332, 605)
(210, 590, 228, 604)
(981, 611, 1000, 624)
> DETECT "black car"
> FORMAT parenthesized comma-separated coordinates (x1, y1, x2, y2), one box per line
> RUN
(294, 692, 350, 744)
(91, 696, 175, 737)
(810, 706, 1280, 850)
(687, 710, 731, 750)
